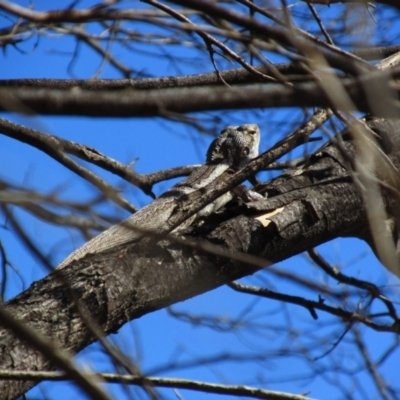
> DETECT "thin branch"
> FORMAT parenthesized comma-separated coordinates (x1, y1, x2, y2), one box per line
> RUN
(3, 197, 105, 230)
(0, 370, 316, 400)
(0, 123, 119, 199)
(0, 118, 138, 213)
(0, 2, 196, 23)
(228, 282, 398, 332)
(174, 0, 371, 75)
(306, 2, 335, 45)
(313, 324, 354, 360)
(0, 118, 201, 197)
(353, 328, 392, 400)
(146, 351, 279, 375)
(375, 337, 400, 366)
(0, 242, 9, 302)
(56, 24, 133, 78)
(2, 205, 55, 271)
(143, 0, 278, 83)
(308, 249, 399, 321)
(302, 0, 396, 9)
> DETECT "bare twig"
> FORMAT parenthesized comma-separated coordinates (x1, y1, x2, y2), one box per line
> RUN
(308, 249, 399, 321)
(143, 0, 279, 83)
(306, 2, 335, 45)
(0, 118, 138, 213)
(228, 281, 398, 333)
(0, 369, 316, 400)
(353, 328, 392, 400)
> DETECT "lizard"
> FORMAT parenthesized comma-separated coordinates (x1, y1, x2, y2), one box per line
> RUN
(57, 124, 260, 269)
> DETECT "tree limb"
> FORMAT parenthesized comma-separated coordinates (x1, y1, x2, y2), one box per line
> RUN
(1, 66, 399, 117)
(2, 117, 400, 399)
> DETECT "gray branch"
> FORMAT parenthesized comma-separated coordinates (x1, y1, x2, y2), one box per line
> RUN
(1, 66, 400, 117)
(0, 118, 138, 213)
(0, 118, 198, 198)
(2, 117, 400, 399)
(2, 44, 400, 91)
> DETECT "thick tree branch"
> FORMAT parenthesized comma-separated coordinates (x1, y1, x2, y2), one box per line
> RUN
(1, 2, 400, 399)
(1, 66, 399, 117)
(1, 118, 400, 399)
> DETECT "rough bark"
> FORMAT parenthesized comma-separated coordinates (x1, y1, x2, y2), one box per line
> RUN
(1, 117, 400, 399)
(1, 66, 400, 117)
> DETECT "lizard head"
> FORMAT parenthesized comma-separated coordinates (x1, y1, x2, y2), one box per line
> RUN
(206, 123, 260, 168)
(228, 123, 260, 168)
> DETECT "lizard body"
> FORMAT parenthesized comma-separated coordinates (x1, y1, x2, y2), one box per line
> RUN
(57, 124, 260, 269)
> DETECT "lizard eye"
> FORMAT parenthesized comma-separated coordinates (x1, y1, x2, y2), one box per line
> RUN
(247, 127, 258, 135)
(242, 147, 250, 156)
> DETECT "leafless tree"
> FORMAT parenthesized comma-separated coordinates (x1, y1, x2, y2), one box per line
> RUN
(1, 1, 400, 400)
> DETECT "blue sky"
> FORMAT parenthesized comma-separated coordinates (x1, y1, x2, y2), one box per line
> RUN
(1, 1, 400, 399)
